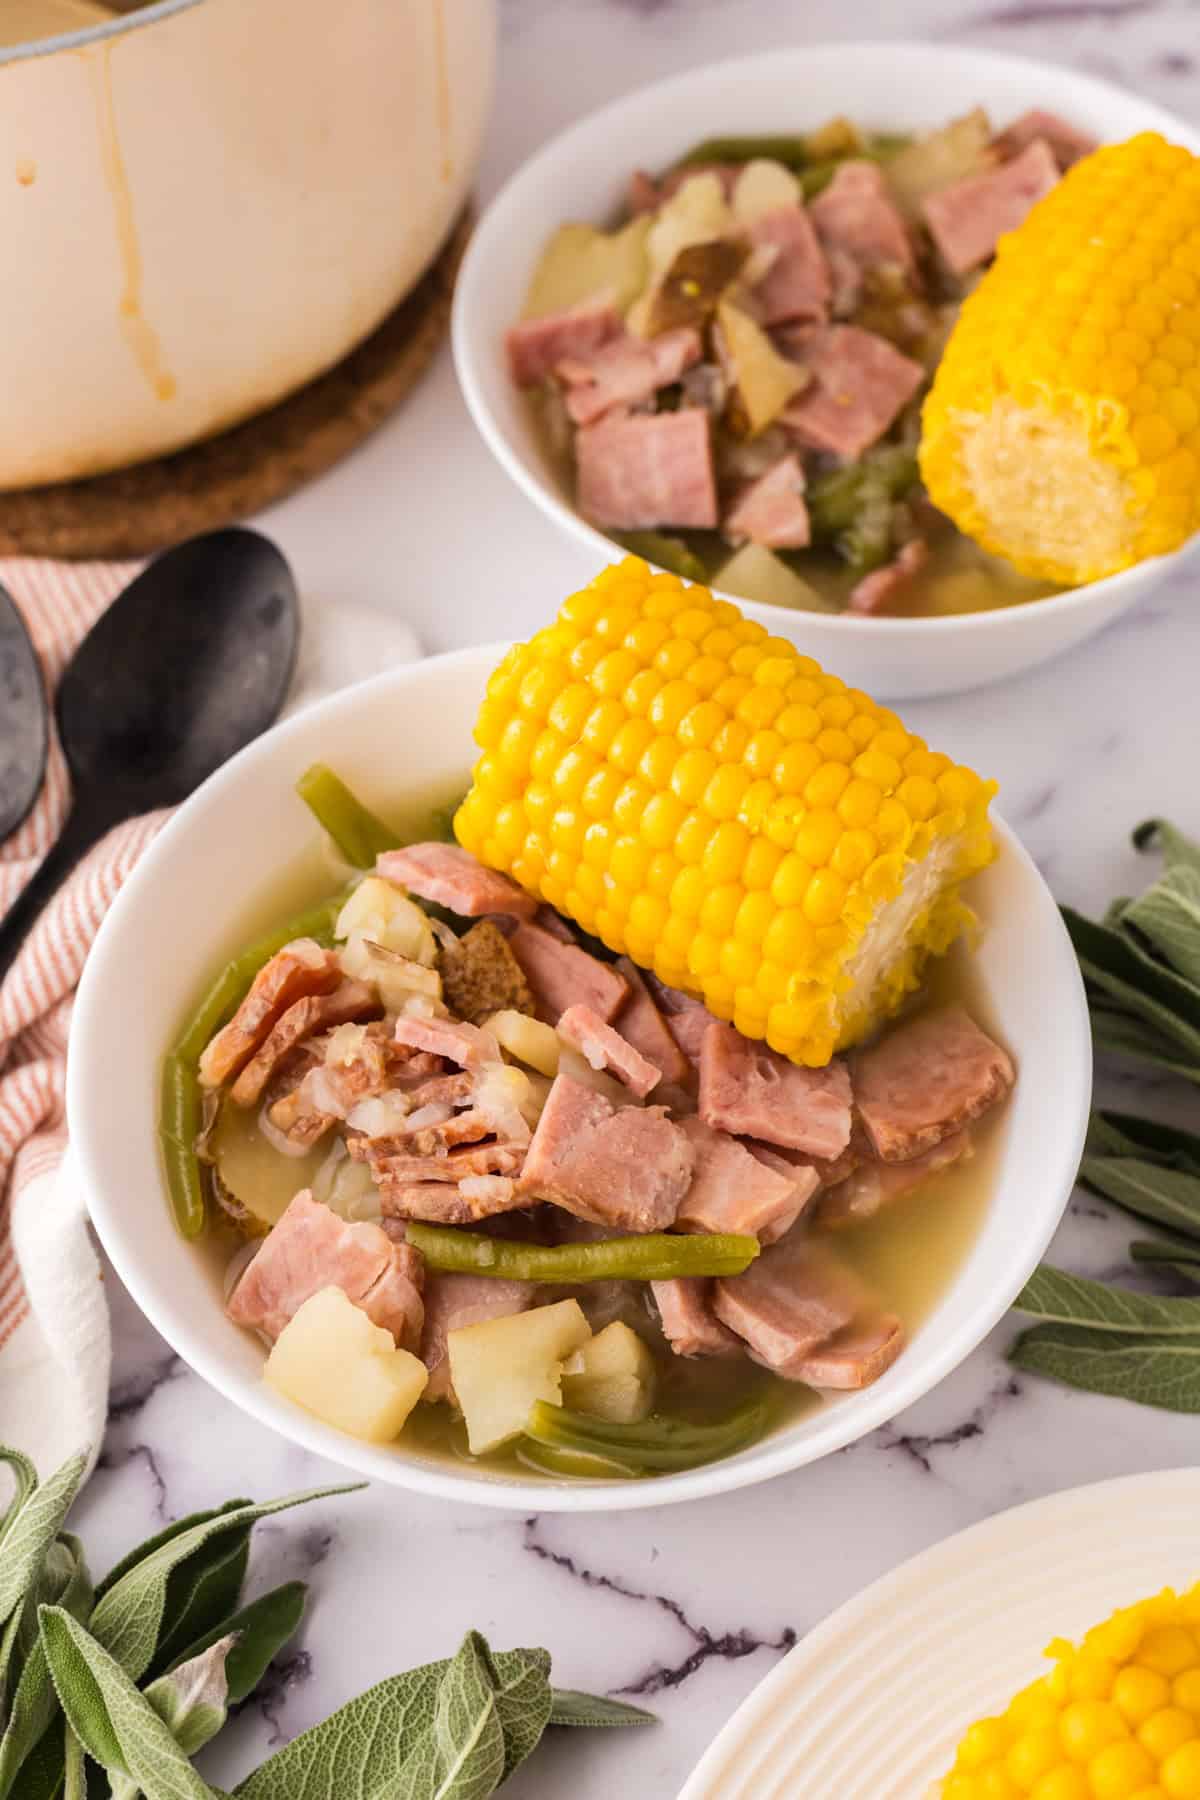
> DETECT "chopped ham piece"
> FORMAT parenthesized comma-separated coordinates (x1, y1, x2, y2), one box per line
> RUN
(852, 1007, 1015, 1163)
(810, 1122, 869, 1190)
(675, 1117, 815, 1243)
(613, 959, 692, 1088)
(922, 138, 1058, 275)
(506, 299, 622, 388)
(713, 1237, 873, 1381)
(699, 1022, 852, 1160)
(198, 940, 342, 1088)
(267, 1027, 394, 1148)
(652, 1277, 742, 1358)
(786, 1314, 905, 1389)
(559, 326, 703, 426)
(848, 538, 929, 616)
(519, 1074, 693, 1232)
(809, 161, 916, 282)
(508, 922, 629, 1026)
(741, 1142, 822, 1242)
(576, 408, 719, 531)
(642, 978, 712, 1064)
(420, 1272, 535, 1402)
(392, 1015, 499, 1070)
(534, 905, 578, 944)
(376, 842, 536, 920)
(371, 1141, 527, 1185)
(819, 1130, 971, 1229)
(557, 1003, 661, 1097)
(377, 1177, 529, 1226)
(748, 206, 831, 326)
(229, 981, 379, 1108)
(782, 325, 925, 461)
(227, 1190, 424, 1350)
(992, 109, 1097, 170)
(723, 453, 810, 550)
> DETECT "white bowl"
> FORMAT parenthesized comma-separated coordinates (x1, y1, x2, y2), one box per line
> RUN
(69, 644, 1091, 1512)
(453, 43, 1200, 701)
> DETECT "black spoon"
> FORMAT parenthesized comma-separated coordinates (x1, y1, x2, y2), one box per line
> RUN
(0, 583, 48, 843)
(0, 527, 299, 985)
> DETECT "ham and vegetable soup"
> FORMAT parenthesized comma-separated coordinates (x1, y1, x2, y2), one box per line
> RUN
(507, 107, 1097, 617)
(165, 752, 1015, 1482)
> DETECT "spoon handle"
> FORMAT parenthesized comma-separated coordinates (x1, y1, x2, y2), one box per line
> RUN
(0, 797, 126, 990)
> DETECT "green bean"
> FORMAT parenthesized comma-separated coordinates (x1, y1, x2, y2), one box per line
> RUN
(516, 1440, 643, 1481)
(405, 1224, 759, 1283)
(160, 1055, 206, 1238)
(612, 531, 712, 585)
(523, 1396, 771, 1473)
(295, 762, 401, 867)
(162, 892, 342, 1238)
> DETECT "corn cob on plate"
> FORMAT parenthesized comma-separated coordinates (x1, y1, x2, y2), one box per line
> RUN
(456, 557, 996, 1066)
(922, 132, 1200, 586)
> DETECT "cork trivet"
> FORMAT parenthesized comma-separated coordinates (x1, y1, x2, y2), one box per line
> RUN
(0, 207, 473, 561)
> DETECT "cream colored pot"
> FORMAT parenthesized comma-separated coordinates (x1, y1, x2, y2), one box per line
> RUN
(0, 0, 495, 489)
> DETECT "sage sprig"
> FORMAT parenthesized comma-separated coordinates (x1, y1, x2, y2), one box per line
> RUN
(0, 1449, 653, 1800)
(1011, 817, 1200, 1410)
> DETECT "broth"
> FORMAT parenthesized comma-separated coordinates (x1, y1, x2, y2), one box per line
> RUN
(180, 786, 1007, 1481)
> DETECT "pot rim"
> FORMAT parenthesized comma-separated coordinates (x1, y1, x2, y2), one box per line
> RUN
(0, 0, 205, 68)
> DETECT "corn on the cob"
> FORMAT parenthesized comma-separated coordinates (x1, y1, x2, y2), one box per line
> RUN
(940, 1583, 1200, 1800)
(921, 131, 1200, 585)
(454, 559, 995, 1067)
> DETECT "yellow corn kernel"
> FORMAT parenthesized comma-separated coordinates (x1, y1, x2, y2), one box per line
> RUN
(922, 133, 1200, 583)
(457, 561, 996, 1066)
(940, 1587, 1200, 1800)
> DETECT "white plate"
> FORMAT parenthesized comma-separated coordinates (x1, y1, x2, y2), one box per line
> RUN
(678, 1468, 1200, 1798)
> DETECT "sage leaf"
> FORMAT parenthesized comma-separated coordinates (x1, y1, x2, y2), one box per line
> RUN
(1132, 817, 1200, 875)
(149, 1530, 250, 1680)
(1065, 906, 1200, 1042)
(1011, 1321, 1200, 1411)
(1088, 1009, 1200, 1084)
(38, 1606, 222, 1800)
(62, 1728, 84, 1800)
(1088, 1109, 1200, 1173)
(1132, 1238, 1200, 1266)
(547, 1690, 656, 1728)
(96, 1502, 249, 1603)
(0, 1448, 38, 1549)
(1015, 1263, 1200, 1334)
(89, 1487, 354, 1683)
(1125, 864, 1200, 988)
(236, 1633, 554, 1800)
(0, 1452, 86, 1635)
(168, 1582, 306, 1706)
(13, 1718, 66, 1800)
(0, 1534, 93, 1800)
(113, 1631, 237, 1795)
(1080, 1155, 1200, 1241)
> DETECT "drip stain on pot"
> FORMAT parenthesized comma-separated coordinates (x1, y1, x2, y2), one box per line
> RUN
(88, 44, 177, 404)
(432, 0, 453, 181)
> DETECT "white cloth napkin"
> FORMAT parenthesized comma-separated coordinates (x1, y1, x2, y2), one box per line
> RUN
(0, 560, 420, 1476)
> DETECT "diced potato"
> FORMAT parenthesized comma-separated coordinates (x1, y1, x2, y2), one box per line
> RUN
(475, 1058, 545, 1132)
(629, 173, 732, 336)
(522, 216, 651, 320)
(448, 1299, 591, 1455)
(883, 109, 992, 219)
(336, 876, 436, 967)
(716, 543, 833, 614)
(562, 1322, 656, 1424)
(265, 1287, 428, 1442)
(486, 1009, 561, 1077)
(731, 158, 802, 224)
(716, 300, 806, 436)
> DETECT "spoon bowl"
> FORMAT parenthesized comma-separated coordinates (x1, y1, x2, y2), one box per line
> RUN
(0, 528, 299, 982)
(0, 583, 48, 843)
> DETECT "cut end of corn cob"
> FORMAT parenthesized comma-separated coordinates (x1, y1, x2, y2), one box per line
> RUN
(454, 560, 996, 1067)
(921, 131, 1200, 586)
(940, 1582, 1200, 1800)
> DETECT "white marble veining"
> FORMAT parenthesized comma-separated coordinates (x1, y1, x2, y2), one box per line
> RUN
(69, 4, 1200, 1794)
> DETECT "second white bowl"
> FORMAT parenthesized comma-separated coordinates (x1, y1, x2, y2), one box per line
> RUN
(453, 42, 1200, 699)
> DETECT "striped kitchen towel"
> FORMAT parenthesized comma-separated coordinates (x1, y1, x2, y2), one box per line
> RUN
(0, 555, 420, 1477)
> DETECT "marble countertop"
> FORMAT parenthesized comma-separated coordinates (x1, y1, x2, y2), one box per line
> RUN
(70, 3, 1200, 1794)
